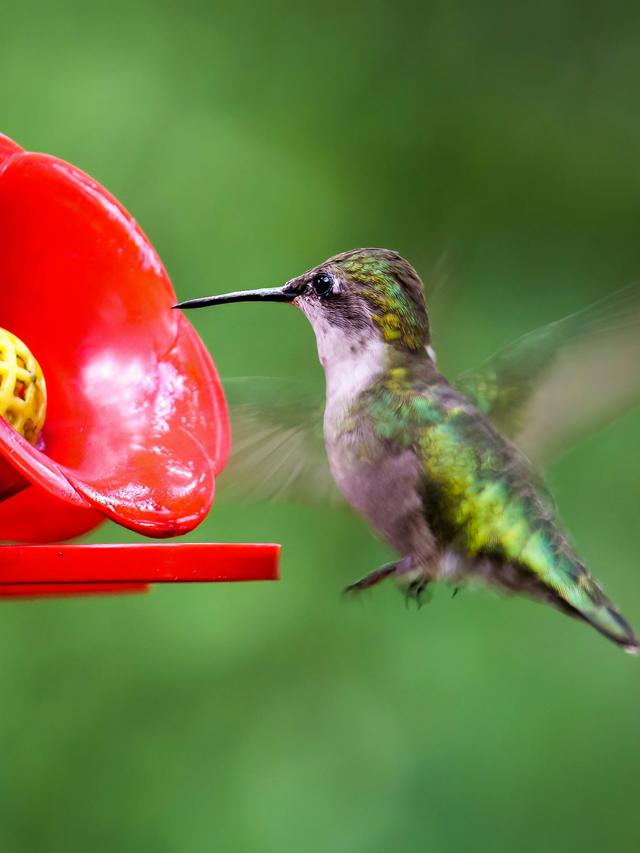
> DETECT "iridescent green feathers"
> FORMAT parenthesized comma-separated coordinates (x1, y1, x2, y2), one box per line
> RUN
(330, 250, 430, 352)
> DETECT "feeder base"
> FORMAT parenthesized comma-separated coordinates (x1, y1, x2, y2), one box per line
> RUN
(0, 543, 280, 598)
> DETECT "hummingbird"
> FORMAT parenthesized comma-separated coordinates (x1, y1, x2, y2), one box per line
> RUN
(175, 248, 640, 654)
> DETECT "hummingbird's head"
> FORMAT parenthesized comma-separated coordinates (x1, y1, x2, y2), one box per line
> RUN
(175, 249, 431, 361)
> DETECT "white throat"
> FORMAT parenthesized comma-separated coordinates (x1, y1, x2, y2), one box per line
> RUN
(312, 317, 386, 409)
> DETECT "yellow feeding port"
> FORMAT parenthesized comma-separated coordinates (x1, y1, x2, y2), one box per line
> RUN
(0, 328, 47, 445)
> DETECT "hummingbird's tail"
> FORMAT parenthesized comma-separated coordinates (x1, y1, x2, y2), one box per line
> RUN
(495, 549, 639, 653)
(550, 561, 639, 655)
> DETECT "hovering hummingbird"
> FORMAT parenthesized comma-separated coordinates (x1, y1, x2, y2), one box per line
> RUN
(175, 248, 640, 653)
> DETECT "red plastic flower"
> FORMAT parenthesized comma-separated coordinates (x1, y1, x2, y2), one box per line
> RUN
(0, 133, 231, 541)
(0, 133, 278, 594)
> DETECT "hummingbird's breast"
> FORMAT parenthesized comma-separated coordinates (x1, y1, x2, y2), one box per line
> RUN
(318, 327, 438, 563)
(328, 426, 433, 560)
(324, 396, 436, 564)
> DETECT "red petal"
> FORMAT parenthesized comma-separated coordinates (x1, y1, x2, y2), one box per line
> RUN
(0, 144, 230, 537)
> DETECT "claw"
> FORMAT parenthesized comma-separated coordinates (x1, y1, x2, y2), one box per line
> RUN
(405, 578, 431, 608)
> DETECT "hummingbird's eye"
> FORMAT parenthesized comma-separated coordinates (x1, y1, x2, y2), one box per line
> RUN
(311, 272, 334, 297)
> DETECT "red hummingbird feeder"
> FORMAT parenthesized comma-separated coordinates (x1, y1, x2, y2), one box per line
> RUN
(0, 133, 279, 596)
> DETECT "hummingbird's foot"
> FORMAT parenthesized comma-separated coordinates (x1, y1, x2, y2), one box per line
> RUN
(343, 561, 398, 595)
(405, 578, 432, 609)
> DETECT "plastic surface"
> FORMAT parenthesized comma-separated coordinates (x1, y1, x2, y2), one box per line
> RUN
(0, 134, 279, 598)
(0, 543, 279, 598)
(0, 133, 231, 540)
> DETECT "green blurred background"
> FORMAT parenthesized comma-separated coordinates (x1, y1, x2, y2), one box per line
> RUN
(2, 2, 640, 851)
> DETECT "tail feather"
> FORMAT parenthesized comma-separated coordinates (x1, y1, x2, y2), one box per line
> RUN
(554, 592, 639, 655)
(551, 560, 639, 654)
(489, 554, 639, 653)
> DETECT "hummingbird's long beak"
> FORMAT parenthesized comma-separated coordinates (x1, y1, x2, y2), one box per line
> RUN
(173, 286, 296, 310)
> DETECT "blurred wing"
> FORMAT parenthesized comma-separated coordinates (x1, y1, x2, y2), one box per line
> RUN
(219, 377, 341, 505)
(455, 283, 640, 464)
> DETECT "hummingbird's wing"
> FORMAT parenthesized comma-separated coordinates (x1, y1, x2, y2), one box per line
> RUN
(454, 283, 640, 464)
(218, 377, 341, 505)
